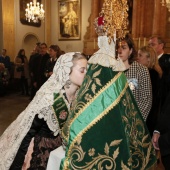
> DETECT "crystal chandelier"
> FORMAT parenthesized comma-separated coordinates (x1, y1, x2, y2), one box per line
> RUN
(161, 0, 170, 12)
(25, 0, 45, 23)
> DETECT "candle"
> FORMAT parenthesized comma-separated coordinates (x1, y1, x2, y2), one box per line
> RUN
(114, 31, 116, 43)
(94, 38, 95, 50)
(138, 37, 140, 48)
(144, 37, 146, 46)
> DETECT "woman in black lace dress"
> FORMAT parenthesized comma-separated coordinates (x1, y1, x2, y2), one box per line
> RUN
(0, 53, 87, 170)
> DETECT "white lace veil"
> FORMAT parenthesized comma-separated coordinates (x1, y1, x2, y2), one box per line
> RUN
(88, 36, 126, 71)
(0, 52, 76, 170)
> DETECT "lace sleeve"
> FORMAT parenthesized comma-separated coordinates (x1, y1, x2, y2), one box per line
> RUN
(38, 105, 60, 136)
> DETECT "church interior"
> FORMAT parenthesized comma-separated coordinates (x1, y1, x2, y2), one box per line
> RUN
(0, 0, 170, 62)
(0, 0, 170, 169)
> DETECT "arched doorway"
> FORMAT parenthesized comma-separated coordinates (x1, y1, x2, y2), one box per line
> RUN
(23, 34, 39, 60)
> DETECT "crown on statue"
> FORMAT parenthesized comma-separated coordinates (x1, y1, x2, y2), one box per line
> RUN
(94, 0, 129, 43)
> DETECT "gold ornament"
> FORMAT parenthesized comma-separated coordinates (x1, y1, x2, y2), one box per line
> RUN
(94, 0, 128, 43)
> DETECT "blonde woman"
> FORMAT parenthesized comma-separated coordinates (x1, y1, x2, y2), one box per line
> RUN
(0, 52, 87, 170)
(137, 46, 162, 135)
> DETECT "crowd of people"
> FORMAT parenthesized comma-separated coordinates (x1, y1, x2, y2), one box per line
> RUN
(0, 37, 170, 169)
(0, 43, 65, 99)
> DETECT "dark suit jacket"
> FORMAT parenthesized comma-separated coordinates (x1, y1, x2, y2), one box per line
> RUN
(157, 91, 170, 157)
(157, 54, 170, 157)
(158, 53, 170, 109)
(146, 69, 161, 135)
(34, 53, 50, 90)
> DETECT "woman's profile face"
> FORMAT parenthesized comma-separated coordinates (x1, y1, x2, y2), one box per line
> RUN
(117, 41, 132, 63)
(49, 48, 57, 58)
(69, 58, 87, 87)
(137, 50, 149, 67)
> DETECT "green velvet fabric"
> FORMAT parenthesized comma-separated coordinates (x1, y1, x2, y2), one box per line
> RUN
(61, 64, 157, 170)
(53, 93, 70, 130)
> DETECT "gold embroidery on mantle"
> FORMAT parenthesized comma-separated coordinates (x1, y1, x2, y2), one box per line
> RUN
(62, 71, 123, 143)
(122, 92, 156, 169)
(68, 138, 131, 170)
(63, 88, 156, 169)
(64, 80, 129, 169)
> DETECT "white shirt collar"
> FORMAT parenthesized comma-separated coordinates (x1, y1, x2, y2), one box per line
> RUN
(158, 53, 163, 59)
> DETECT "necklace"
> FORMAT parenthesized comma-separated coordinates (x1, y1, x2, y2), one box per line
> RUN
(67, 94, 75, 104)
(64, 86, 79, 105)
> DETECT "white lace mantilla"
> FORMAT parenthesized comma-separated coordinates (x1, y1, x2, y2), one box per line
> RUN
(38, 105, 60, 136)
(88, 36, 126, 71)
(0, 52, 76, 170)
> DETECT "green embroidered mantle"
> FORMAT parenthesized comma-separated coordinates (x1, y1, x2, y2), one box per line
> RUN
(61, 64, 157, 170)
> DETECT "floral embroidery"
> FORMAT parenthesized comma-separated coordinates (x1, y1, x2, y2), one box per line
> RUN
(59, 110, 68, 120)
(88, 148, 95, 156)
(68, 139, 130, 170)
(85, 93, 93, 101)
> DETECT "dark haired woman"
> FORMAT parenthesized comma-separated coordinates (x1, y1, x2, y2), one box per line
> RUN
(117, 34, 152, 121)
(14, 49, 29, 95)
(45, 45, 64, 79)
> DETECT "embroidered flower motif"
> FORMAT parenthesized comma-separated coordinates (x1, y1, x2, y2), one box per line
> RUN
(127, 78, 138, 91)
(88, 148, 95, 157)
(85, 93, 93, 101)
(59, 110, 68, 120)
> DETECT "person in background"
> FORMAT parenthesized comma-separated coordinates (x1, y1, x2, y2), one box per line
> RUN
(0, 49, 11, 92)
(148, 36, 170, 109)
(0, 63, 5, 71)
(33, 43, 50, 92)
(29, 42, 41, 100)
(0, 63, 6, 96)
(0, 49, 11, 72)
(14, 49, 29, 96)
(0, 52, 87, 170)
(149, 36, 170, 170)
(137, 46, 162, 136)
(117, 34, 152, 121)
(45, 45, 64, 79)
(152, 91, 170, 170)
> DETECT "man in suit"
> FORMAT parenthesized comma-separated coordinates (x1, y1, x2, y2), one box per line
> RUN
(0, 49, 11, 71)
(148, 36, 170, 108)
(152, 91, 170, 170)
(29, 42, 41, 100)
(149, 36, 170, 169)
(33, 43, 50, 92)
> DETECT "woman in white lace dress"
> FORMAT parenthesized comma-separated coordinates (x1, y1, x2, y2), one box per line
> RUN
(0, 52, 87, 170)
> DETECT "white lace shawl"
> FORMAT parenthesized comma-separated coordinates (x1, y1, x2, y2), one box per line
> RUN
(88, 36, 126, 71)
(0, 52, 76, 170)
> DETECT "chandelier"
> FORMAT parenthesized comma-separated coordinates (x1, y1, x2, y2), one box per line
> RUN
(25, 0, 45, 23)
(161, 0, 170, 12)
